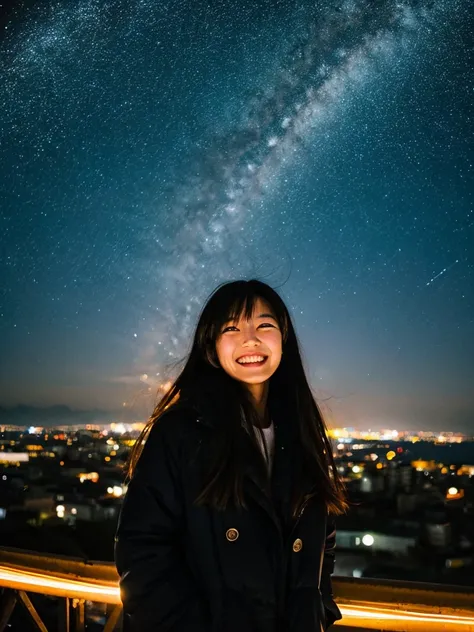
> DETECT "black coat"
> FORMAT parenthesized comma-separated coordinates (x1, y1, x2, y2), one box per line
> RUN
(114, 396, 343, 632)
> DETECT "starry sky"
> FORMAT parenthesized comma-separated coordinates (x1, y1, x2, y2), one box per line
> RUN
(0, 0, 472, 431)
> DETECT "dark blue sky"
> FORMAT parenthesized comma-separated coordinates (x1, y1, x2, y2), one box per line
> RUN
(1, 0, 472, 431)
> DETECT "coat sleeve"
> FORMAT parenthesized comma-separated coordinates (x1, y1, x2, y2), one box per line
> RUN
(320, 517, 343, 630)
(114, 415, 210, 631)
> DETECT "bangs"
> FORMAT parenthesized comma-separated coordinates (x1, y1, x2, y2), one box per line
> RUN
(226, 294, 260, 326)
(211, 286, 286, 341)
(210, 294, 258, 338)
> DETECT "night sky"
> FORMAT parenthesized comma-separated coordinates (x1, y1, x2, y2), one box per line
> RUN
(1, 0, 472, 432)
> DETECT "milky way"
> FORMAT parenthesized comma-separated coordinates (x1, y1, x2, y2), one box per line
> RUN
(142, 0, 446, 357)
(1, 0, 472, 429)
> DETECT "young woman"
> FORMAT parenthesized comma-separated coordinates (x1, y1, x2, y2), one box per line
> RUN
(115, 279, 349, 631)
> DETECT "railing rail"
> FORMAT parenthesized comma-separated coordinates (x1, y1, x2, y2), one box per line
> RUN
(0, 546, 121, 631)
(333, 575, 474, 631)
(0, 547, 120, 603)
(0, 546, 474, 631)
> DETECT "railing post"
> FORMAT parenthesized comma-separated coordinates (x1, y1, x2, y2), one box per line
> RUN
(72, 598, 85, 632)
(104, 604, 123, 632)
(58, 596, 70, 632)
(0, 589, 17, 632)
(17, 591, 48, 632)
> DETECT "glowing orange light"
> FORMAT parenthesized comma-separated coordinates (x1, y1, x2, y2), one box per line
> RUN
(340, 603, 474, 627)
(0, 566, 120, 603)
(1, 566, 474, 628)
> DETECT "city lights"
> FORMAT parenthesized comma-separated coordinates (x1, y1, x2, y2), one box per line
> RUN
(1, 418, 473, 628)
(446, 487, 465, 501)
(78, 472, 99, 483)
(107, 486, 124, 497)
(0, 418, 473, 632)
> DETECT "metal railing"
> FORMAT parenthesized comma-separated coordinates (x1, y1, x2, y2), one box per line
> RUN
(333, 574, 474, 631)
(0, 547, 121, 631)
(1, 546, 474, 631)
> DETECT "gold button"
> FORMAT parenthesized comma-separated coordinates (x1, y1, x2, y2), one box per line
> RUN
(226, 528, 239, 542)
(292, 538, 303, 552)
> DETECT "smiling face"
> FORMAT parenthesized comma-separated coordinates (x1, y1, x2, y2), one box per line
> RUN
(215, 296, 283, 389)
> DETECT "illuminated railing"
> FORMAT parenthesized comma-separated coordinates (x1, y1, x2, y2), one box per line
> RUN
(0, 546, 121, 631)
(1, 546, 474, 631)
(334, 575, 474, 630)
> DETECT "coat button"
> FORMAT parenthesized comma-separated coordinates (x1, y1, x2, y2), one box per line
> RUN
(226, 528, 239, 542)
(292, 538, 303, 552)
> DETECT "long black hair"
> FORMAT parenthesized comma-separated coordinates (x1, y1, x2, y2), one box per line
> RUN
(126, 279, 349, 516)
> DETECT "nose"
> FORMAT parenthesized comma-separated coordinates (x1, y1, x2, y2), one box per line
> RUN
(241, 327, 261, 344)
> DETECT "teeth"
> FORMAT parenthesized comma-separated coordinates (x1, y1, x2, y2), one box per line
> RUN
(237, 356, 266, 364)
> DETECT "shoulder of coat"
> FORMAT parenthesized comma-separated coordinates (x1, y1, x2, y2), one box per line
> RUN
(151, 404, 208, 441)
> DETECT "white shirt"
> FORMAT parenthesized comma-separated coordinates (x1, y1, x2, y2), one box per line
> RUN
(253, 421, 275, 475)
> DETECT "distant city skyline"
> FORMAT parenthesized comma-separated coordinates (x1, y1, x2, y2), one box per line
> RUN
(1, 403, 473, 438)
(1, 0, 472, 432)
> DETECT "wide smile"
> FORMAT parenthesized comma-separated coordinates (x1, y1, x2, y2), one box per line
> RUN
(235, 356, 268, 368)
